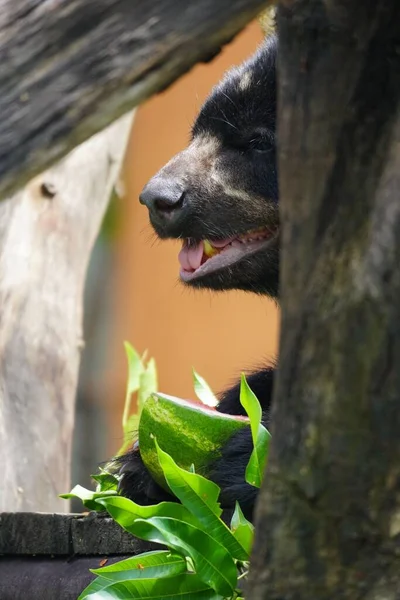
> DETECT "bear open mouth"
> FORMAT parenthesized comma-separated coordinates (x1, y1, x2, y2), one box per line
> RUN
(178, 226, 278, 281)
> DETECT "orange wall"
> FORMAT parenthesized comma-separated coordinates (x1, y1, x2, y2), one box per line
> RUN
(106, 22, 279, 451)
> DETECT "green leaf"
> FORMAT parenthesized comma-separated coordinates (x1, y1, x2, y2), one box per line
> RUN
(60, 485, 118, 511)
(156, 441, 249, 561)
(77, 575, 112, 600)
(192, 369, 218, 408)
(125, 413, 140, 434)
(79, 573, 224, 600)
(245, 425, 270, 488)
(138, 358, 158, 409)
(118, 413, 140, 457)
(230, 503, 254, 556)
(92, 550, 186, 581)
(240, 374, 271, 488)
(124, 342, 144, 396)
(122, 342, 145, 430)
(98, 496, 200, 533)
(92, 471, 119, 493)
(131, 517, 238, 597)
(117, 345, 158, 457)
(156, 440, 221, 515)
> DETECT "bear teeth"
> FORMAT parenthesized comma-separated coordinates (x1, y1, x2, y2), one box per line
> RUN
(184, 226, 276, 268)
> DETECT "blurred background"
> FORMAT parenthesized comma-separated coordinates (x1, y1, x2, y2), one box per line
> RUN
(72, 19, 279, 493)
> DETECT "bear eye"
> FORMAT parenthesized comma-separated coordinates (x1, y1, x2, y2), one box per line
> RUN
(248, 134, 274, 153)
(228, 130, 275, 154)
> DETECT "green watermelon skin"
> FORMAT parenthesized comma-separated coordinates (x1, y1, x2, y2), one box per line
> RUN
(139, 393, 250, 489)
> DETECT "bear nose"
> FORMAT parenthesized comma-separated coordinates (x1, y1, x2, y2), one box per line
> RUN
(139, 177, 185, 215)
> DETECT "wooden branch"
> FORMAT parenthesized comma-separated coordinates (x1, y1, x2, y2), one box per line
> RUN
(249, 1, 400, 598)
(0, 0, 269, 200)
(0, 112, 134, 512)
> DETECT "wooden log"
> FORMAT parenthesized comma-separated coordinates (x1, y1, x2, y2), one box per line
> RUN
(0, 112, 134, 512)
(0, 0, 270, 200)
(248, 1, 400, 598)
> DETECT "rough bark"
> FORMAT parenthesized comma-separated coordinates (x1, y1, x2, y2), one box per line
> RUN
(0, 112, 134, 512)
(0, 0, 270, 200)
(249, 1, 400, 598)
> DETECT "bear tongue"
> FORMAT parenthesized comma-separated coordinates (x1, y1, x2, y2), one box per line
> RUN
(178, 238, 234, 271)
(178, 241, 204, 271)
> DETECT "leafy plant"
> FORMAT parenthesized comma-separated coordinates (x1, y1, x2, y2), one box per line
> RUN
(62, 344, 270, 599)
(239, 374, 271, 489)
(120, 343, 158, 456)
(192, 368, 218, 408)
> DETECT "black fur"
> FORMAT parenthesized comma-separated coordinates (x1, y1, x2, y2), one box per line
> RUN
(116, 36, 279, 521)
(209, 368, 274, 519)
(140, 35, 279, 297)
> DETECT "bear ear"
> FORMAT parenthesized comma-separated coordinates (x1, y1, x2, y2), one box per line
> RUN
(258, 6, 276, 38)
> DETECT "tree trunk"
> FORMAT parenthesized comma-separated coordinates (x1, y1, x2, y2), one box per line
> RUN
(249, 1, 400, 598)
(0, 112, 134, 512)
(0, 0, 270, 200)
